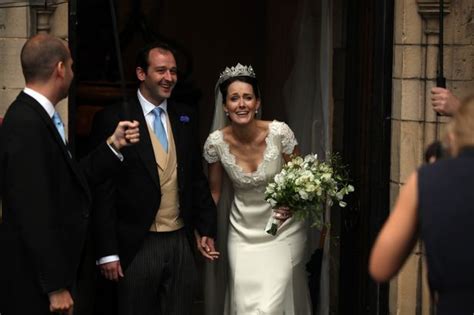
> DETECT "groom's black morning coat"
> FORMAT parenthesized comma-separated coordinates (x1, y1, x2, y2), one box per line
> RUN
(90, 96, 217, 270)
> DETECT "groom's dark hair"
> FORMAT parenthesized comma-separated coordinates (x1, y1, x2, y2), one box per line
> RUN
(135, 41, 177, 73)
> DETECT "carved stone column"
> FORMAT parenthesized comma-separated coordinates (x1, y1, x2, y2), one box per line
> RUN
(36, 8, 55, 34)
(417, 0, 451, 34)
(30, 0, 60, 34)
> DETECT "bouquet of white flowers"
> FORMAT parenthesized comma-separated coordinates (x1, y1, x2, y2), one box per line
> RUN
(264, 154, 354, 235)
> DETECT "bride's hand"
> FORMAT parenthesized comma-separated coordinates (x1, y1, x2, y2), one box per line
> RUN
(273, 206, 292, 221)
(194, 230, 220, 261)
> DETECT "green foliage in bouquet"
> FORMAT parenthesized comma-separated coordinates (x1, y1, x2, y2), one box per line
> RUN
(264, 153, 354, 228)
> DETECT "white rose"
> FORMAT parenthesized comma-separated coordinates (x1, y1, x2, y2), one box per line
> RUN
(299, 190, 309, 200)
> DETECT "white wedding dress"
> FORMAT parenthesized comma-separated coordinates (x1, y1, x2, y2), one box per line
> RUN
(204, 120, 312, 315)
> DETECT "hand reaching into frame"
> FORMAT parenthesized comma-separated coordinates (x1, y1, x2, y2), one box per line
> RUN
(431, 87, 461, 116)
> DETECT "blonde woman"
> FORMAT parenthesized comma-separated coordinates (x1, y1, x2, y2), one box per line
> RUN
(370, 96, 474, 314)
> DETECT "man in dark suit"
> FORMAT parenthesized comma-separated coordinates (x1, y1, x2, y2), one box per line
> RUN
(90, 42, 218, 315)
(0, 34, 139, 315)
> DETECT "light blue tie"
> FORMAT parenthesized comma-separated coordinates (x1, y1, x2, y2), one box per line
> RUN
(152, 107, 168, 152)
(52, 111, 66, 144)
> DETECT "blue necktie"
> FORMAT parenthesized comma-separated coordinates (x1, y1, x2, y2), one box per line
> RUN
(52, 112, 66, 144)
(152, 107, 168, 152)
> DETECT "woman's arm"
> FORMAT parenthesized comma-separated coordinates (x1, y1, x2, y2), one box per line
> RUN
(208, 161, 224, 205)
(369, 171, 419, 282)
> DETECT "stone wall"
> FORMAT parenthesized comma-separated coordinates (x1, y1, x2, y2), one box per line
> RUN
(0, 0, 69, 129)
(390, 0, 474, 313)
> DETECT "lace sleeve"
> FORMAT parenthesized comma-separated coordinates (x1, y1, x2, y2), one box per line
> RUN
(203, 131, 221, 163)
(278, 122, 298, 155)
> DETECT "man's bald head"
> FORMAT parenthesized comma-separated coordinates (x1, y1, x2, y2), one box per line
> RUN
(21, 34, 70, 83)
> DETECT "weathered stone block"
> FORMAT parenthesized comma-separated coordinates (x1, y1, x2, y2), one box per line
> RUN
(392, 79, 402, 119)
(392, 79, 425, 121)
(425, 44, 439, 80)
(406, 45, 423, 78)
(425, 45, 459, 80)
(0, 88, 22, 117)
(399, 120, 424, 182)
(393, 45, 403, 79)
(0, 6, 30, 38)
(396, 251, 421, 314)
(391, 119, 401, 183)
(451, 0, 473, 45)
(393, 0, 405, 44)
(389, 277, 399, 315)
(422, 121, 441, 150)
(452, 46, 473, 80)
(450, 80, 474, 101)
(401, 0, 424, 44)
(399, 79, 424, 121)
(389, 182, 401, 212)
(394, 0, 425, 44)
(0, 38, 26, 89)
(50, 3, 68, 39)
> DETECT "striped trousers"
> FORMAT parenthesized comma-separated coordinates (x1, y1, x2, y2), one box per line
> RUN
(117, 229, 197, 315)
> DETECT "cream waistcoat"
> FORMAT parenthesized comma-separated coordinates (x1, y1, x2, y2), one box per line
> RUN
(147, 115, 183, 232)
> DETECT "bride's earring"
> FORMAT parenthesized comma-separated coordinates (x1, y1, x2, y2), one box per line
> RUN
(225, 111, 229, 116)
(255, 110, 259, 114)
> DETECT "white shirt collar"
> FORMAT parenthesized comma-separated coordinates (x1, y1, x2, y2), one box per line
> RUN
(23, 87, 55, 118)
(137, 89, 168, 116)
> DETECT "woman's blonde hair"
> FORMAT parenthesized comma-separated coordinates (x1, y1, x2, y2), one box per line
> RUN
(446, 95, 474, 153)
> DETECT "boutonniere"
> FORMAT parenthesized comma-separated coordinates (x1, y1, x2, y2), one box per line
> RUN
(179, 115, 190, 123)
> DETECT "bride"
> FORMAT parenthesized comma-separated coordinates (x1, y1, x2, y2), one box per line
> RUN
(202, 63, 312, 314)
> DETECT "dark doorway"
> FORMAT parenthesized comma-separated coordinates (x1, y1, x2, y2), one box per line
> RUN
(70, 0, 305, 157)
(69, 1, 328, 314)
(336, 0, 394, 314)
(69, 0, 395, 314)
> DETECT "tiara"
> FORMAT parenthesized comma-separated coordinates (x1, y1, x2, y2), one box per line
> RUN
(218, 63, 256, 84)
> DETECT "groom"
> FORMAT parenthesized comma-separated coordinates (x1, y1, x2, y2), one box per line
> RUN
(90, 42, 217, 314)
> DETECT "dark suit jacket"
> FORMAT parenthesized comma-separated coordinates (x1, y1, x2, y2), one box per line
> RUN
(90, 96, 217, 270)
(0, 92, 121, 314)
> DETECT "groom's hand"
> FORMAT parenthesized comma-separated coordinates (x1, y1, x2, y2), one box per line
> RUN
(100, 260, 124, 281)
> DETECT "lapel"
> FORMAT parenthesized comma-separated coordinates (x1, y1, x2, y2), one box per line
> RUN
(19, 92, 90, 196)
(125, 97, 161, 190)
(167, 101, 184, 167)
(167, 101, 187, 192)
